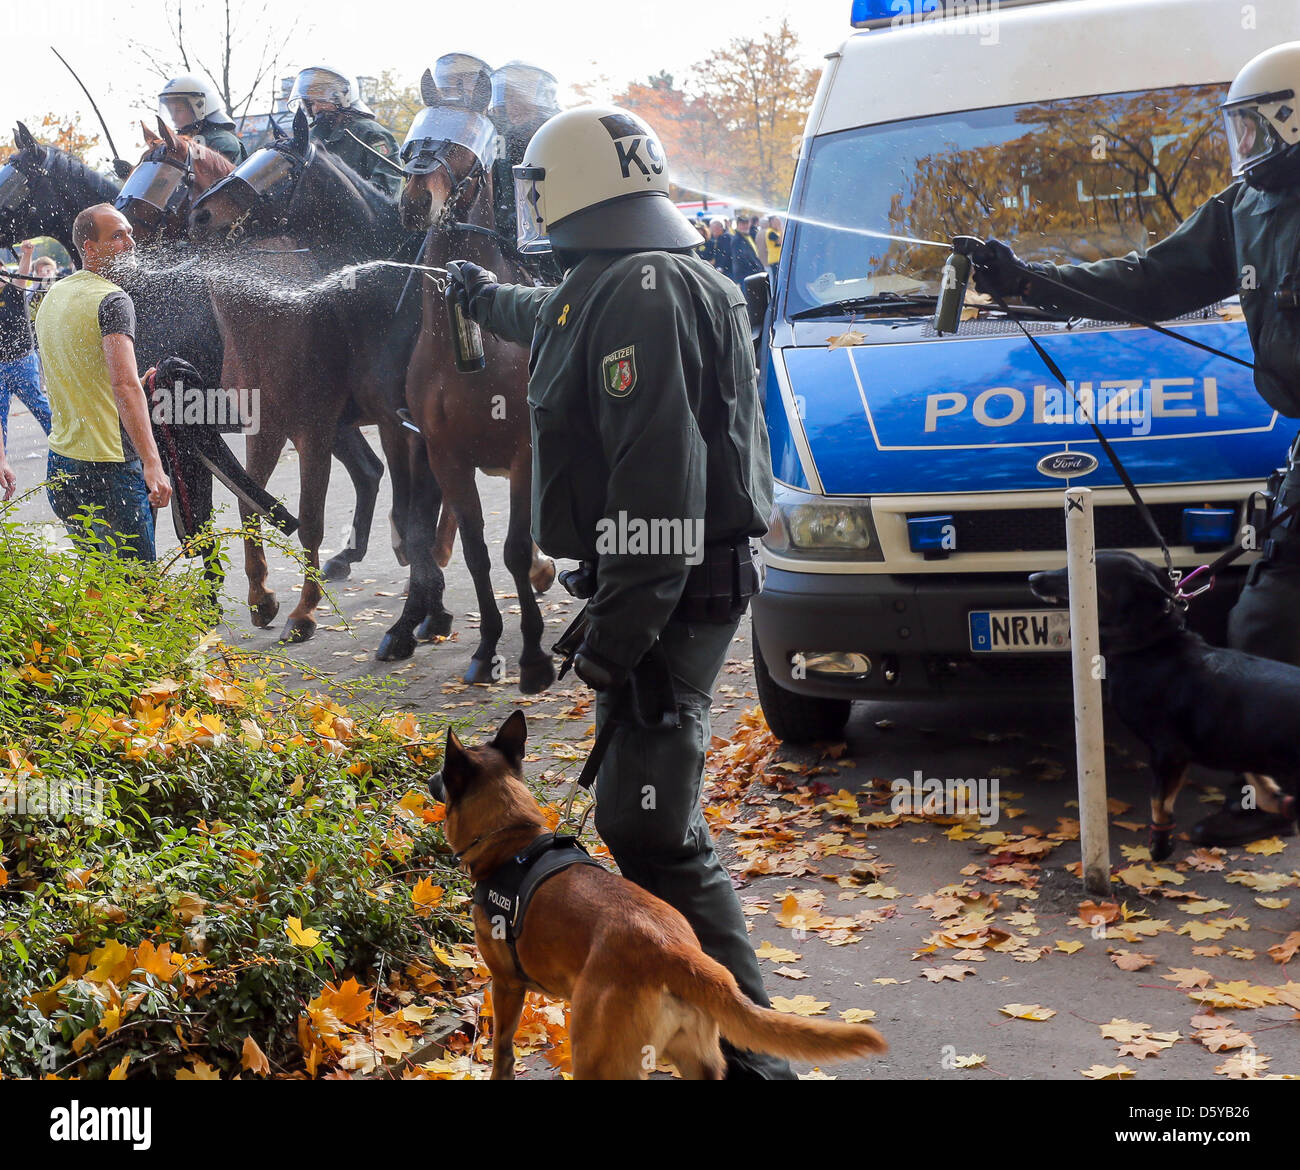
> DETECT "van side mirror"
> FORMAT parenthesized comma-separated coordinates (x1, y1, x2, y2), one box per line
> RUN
(743, 271, 770, 340)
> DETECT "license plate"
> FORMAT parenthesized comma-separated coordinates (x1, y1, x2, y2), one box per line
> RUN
(969, 609, 1070, 653)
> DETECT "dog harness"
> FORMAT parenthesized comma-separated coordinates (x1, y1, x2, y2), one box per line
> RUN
(473, 832, 605, 983)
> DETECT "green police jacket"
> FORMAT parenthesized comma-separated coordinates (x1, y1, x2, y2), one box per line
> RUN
(484, 250, 774, 670)
(182, 120, 247, 166)
(310, 113, 402, 199)
(1025, 181, 1300, 417)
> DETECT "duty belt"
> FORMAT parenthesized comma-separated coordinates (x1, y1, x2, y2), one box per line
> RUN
(472, 832, 605, 984)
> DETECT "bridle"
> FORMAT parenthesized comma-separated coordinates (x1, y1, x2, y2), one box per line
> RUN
(114, 141, 197, 233)
(192, 140, 317, 244)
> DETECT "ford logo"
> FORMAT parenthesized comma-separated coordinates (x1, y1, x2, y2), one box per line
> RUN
(1036, 451, 1098, 479)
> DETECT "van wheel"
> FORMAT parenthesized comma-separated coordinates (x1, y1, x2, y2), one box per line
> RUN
(753, 639, 851, 744)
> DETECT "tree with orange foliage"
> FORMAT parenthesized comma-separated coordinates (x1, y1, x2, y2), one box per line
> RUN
(26, 114, 100, 163)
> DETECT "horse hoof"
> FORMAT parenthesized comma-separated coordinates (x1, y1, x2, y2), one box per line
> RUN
(415, 611, 453, 641)
(250, 596, 279, 628)
(519, 655, 555, 695)
(321, 557, 352, 582)
(279, 618, 317, 645)
(530, 557, 557, 595)
(376, 630, 415, 662)
(463, 656, 499, 686)
(1148, 827, 1175, 862)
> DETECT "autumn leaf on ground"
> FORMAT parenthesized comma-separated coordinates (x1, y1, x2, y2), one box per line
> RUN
(1268, 932, 1300, 964)
(1080, 1064, 1135, 1079)
(1109, 949, 1157, 972)
(1216, 1051, 1269, 1078)
(1000, 1003, 1056, 1021)
(771, 995, 829, 1016)
(921, 965, 977, 983)
(1078, 900, 1121, 924)
(872, 978, 901, 985)
(1119, 1037, 1174, 1060)
(755, 941, 801, 963)
(1178, 899, 1231, 916)
(1099, 1019, 1150, 1043)
(1226, 870, 1294, 892)
(774, 966, 808, 980)
(285, 917, 321, 948)
(241, 1035, 271, 1076)
(1245, 837, 1287, 856)
(840, 1008, 877, 1022)
(951, 1053, 986, 1068)
(1187, 849, 1227, 872)
(1178, 921, 1226, 942)
(1162, 967, 1212, 990)
(1255, 897, 1291, 910)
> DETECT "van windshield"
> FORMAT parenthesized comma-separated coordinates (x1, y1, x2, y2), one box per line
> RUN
(785, 84, 1232, 318)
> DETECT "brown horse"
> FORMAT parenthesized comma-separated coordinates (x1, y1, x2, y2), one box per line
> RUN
(187, 111, 423, 643)
(378, 120, 555, 693)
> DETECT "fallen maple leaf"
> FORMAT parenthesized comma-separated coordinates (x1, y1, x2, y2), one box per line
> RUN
(839, 1008, 877, 1022)
(1109, 949, 1157, 972)
(755, 941, 801, 963)
(1245, 837, 1287, 856)
(1056, 939, 1084, 954)
(921, 964, 977, 983)
(1000, 1003, 1056, 1021)
(774, 966, 808, 980)
(1268, 932, 1300, 964)
(1080, 1064, 1135, 1079)
(1161, 967, 1212, 989)
(771, 995, 830, 1016)
(1119, 1037, 1173, 1060)
(1099, 1019, 1150, 1043)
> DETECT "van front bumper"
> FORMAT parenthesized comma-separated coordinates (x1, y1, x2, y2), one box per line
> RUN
(750, 566, 1244, 698)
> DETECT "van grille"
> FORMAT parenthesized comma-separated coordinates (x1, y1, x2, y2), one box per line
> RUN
(911, 501, 1240, 553)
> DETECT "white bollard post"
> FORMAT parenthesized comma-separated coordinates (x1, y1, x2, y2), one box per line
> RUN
(1065, 487, 1110, 895)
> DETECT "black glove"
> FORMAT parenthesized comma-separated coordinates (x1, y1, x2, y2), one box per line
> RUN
(445, 259, 499, 325)
(154, 355, 203, 390)
(573, 641, 628, 693)
(969, 238, 1034, 299)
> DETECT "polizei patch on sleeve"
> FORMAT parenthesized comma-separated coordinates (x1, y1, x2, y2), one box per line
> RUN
(602, 346, 637, 397)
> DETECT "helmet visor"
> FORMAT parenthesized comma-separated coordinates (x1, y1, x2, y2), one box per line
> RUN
(401, 107, 497, 173)
(160, 93, 202, 128)
(289, 68, 349, 112)
(433, 54, 493, 111)
(513, 164, 548, 253)
(0, 163, 30, 214)
(489, 63, 560, 129)
(115, 160, 189, 220)
(1223, 104, 1283, 175)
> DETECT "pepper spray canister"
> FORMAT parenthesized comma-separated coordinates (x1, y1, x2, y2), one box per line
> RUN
(446, 292, 487, 373)
(932, 235, 983, 336)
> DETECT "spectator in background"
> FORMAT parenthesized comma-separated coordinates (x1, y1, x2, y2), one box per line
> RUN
(0, 430, 14, 499)
(765, 215, 783, 282)
(701, 216, 732, 275)
(729, 213, 765, 286)
(0, 240, 53, 451)
(29, 256, 59, 314)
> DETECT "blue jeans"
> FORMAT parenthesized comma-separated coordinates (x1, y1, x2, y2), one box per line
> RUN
(47, 450, 156, 562)
(0, 350, 52, 443)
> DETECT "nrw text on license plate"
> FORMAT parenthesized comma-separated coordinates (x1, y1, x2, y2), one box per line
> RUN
(969, 609, 1070, 652)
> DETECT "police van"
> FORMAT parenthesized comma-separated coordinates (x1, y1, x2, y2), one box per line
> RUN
(752, 0, 1300, 741)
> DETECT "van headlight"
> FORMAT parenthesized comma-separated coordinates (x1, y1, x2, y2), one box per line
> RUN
(764, 484, 883, 560)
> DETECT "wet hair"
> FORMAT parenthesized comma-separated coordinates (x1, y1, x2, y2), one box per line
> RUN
(72, 202, 116, 259)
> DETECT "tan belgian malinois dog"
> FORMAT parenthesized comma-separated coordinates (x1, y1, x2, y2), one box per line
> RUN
(430, 710, 888, 1079)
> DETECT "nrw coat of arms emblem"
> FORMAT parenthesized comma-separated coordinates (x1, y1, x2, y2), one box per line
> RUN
(601, 346, 637, 397)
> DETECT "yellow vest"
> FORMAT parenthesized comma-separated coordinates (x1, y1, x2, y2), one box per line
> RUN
(35, 270, 130, 462)
(765, 228, 782, 266)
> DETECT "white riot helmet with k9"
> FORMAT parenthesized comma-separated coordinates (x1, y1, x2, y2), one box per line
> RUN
(513, 104, 700, 254)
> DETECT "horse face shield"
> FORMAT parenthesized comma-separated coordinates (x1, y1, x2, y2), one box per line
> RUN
(513, 165, 548, 254)
(193, 144, 311, 237)
(115, 157, 193, 227)
(400, 107, 497, 175)
(0, 164, 30, 215)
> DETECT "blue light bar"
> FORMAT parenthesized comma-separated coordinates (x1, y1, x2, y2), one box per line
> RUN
(852, 0, 941, 27)
(908, 514, 955, 553)
(1182, 508, 1236, 547)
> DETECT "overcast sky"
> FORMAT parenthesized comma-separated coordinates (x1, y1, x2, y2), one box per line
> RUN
(8, 0, 854, 165)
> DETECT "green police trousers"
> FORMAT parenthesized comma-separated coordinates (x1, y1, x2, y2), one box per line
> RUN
(593, 616, 794, 1077)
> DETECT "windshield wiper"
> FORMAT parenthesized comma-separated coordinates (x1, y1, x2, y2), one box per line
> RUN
(790, 292, 938, 320)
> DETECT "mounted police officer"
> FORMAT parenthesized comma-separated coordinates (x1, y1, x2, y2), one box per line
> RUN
(445, 105, 792, 1078)
(287, 66, 402, 199)
(158, 74, 247, 165)
(971, 41, 1300, 848)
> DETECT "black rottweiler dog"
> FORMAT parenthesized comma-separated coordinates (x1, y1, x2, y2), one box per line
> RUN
(1028, 551, 1299, 861)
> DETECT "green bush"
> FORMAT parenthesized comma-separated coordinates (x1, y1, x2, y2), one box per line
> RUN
(0, 511, 466, 1079)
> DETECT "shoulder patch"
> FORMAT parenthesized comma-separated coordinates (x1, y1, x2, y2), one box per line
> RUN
(601, 346, 637, 397)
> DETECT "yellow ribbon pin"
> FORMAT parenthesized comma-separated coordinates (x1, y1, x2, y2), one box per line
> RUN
(557, 303, 570, 327)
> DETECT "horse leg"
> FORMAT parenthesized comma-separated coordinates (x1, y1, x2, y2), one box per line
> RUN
(321, 423, 384, 582)
(243, 433, 285, 628)
(444, 473, 503, 686)
(376, 454, 450, 661)
(530, 542, 556, 594)
(280, 434, 333, 645)
(505, 462, 555, 694)
(378, 419, 412, 570)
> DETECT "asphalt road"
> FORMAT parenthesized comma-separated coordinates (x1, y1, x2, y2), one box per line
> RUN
(7, 402, 1300, 1083)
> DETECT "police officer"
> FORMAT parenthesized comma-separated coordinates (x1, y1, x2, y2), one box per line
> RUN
(158, 74, 247, 165)
(445, 105, 792, 1079)
(971, 41, 1300, 847)
(287, 66, 402, 199)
